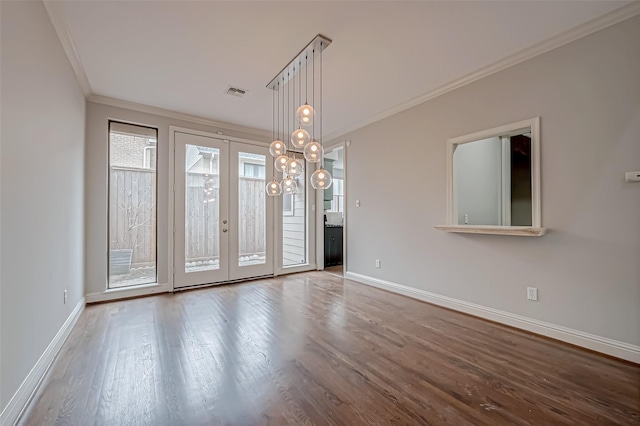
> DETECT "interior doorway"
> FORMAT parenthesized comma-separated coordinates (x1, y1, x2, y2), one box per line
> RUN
(322, 144, 346, 277)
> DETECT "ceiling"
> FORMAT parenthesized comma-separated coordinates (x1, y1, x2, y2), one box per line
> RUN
(50, 1, 631, 139)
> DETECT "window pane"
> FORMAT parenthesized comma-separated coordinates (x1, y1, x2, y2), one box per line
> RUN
(283, 153, 306, 267)
(238, 153, 266, 267)
(185, 145, 220, 273)
(108, 122, 157, 288)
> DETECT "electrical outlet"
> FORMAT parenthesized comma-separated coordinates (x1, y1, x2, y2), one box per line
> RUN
(64, 289, 68, 304)
(375, 259, 381, 268)
(527, 287, 538, 301)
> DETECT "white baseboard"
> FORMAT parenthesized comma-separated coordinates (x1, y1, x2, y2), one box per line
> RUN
(345, 271, 640, 364)
(85, 282, 172, 304)
(0, 297, 85, 426)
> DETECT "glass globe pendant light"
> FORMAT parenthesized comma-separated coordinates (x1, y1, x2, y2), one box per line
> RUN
(291, 127, 310, 149)
(269, 139, 286, 157)
(274, 154, 288, 173)
(265, 179, 282, 196)
(285, 157, 304, 178)
(282, 175, 297, 194)
(266, 82, 284, 196)
(310, 167, 332, 189)
(303, 140, 322, 163)
(296, 104, 314, 127)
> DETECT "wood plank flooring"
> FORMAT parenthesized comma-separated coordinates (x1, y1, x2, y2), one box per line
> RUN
(323, 265, 344, 277)
(20, 272, 639, 425)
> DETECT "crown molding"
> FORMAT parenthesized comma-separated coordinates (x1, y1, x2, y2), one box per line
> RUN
(43, 0, 92, 97)
(324, 2, 640, 142)
(44, 0, 640, 142)
(88, 94, 272, 139)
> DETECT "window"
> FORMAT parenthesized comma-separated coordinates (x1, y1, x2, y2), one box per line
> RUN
(108, 121, 157, 288)
(283, 193, 294, 216)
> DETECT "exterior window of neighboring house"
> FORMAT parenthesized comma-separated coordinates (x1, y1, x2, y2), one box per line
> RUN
(108, 121, 158, 289)
(283, 192, 294, 216)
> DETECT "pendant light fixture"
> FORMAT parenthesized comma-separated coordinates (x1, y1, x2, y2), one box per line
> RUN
(285, 68, 304, 179)
(268, 83, 286, 157)
(266, 86, 282, 196)
(273, 80, 289, 173)
(291, 60, 310, 149)
(296, 53, 314, 127)
(266, 34, 332, 195)
(304, 51, 322, 163)
(282, 72, 299, 194)
(310, 41, 332, 190)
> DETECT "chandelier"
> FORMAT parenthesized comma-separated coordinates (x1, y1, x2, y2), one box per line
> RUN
(265, 35, 333, 196)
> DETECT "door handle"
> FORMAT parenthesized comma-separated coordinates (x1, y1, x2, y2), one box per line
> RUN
(223, 228, 228, 233)
(223, 220, 228, 224)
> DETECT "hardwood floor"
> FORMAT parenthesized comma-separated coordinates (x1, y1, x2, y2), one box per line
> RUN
(21, 272, 639, 425)
(323, 265, 344, 277)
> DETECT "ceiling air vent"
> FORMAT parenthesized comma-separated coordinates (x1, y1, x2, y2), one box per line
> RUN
(224, 86, 248, 97)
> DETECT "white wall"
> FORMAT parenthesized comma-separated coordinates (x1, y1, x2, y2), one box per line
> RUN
(333, 16, 640, 347)
(453, 137, 502, 225)
(0, 0, 85, 413)
(85, 102, 269, 296)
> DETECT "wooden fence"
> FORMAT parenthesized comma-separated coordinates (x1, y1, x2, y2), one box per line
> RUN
(109, 167, 156, 266)
(110, 168, 265, 267)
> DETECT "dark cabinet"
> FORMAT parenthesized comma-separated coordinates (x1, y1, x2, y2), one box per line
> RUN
(324, 226, 343, 267)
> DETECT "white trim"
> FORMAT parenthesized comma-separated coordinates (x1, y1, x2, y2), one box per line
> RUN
(276, 264, 317, 276)
(168, 128, 176, 291)
(315, 160, 324, 270)
(342, 142, 348, 274)
(90, 95, 271, 140)
(0, 298, 85, 426)
(169, 125, 269, 147)
(42, 1, 92, 97)
(45, 0, 639, 144)
(434, 225, 546, 237)
(344, 272, 640, 364)
(324, 3, 640, 142)
(500, 136, 512, 226)
(86, 283, 171, 304)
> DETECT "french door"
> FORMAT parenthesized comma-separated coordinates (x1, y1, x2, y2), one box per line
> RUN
(174, 131, 274, 289)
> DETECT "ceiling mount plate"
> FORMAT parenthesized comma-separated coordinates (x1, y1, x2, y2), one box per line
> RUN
(266, 34, 332, 91)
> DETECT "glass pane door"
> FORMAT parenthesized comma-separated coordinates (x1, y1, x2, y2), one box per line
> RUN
(174, 132, 229, 288)
(174, 132, 273, 288)
(228, 142, 274, 280)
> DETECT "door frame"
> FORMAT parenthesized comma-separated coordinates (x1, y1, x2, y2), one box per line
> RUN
(169, 126, 274, 290)
(317, 140, 348, 274)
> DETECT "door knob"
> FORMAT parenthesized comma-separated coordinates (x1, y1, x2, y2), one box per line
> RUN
(222, 229, 228, 233)
(223, 220, 228, 224)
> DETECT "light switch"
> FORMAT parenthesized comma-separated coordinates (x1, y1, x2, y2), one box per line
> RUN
(356, 200, 361, 207)
(625, 171, 640, 182)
